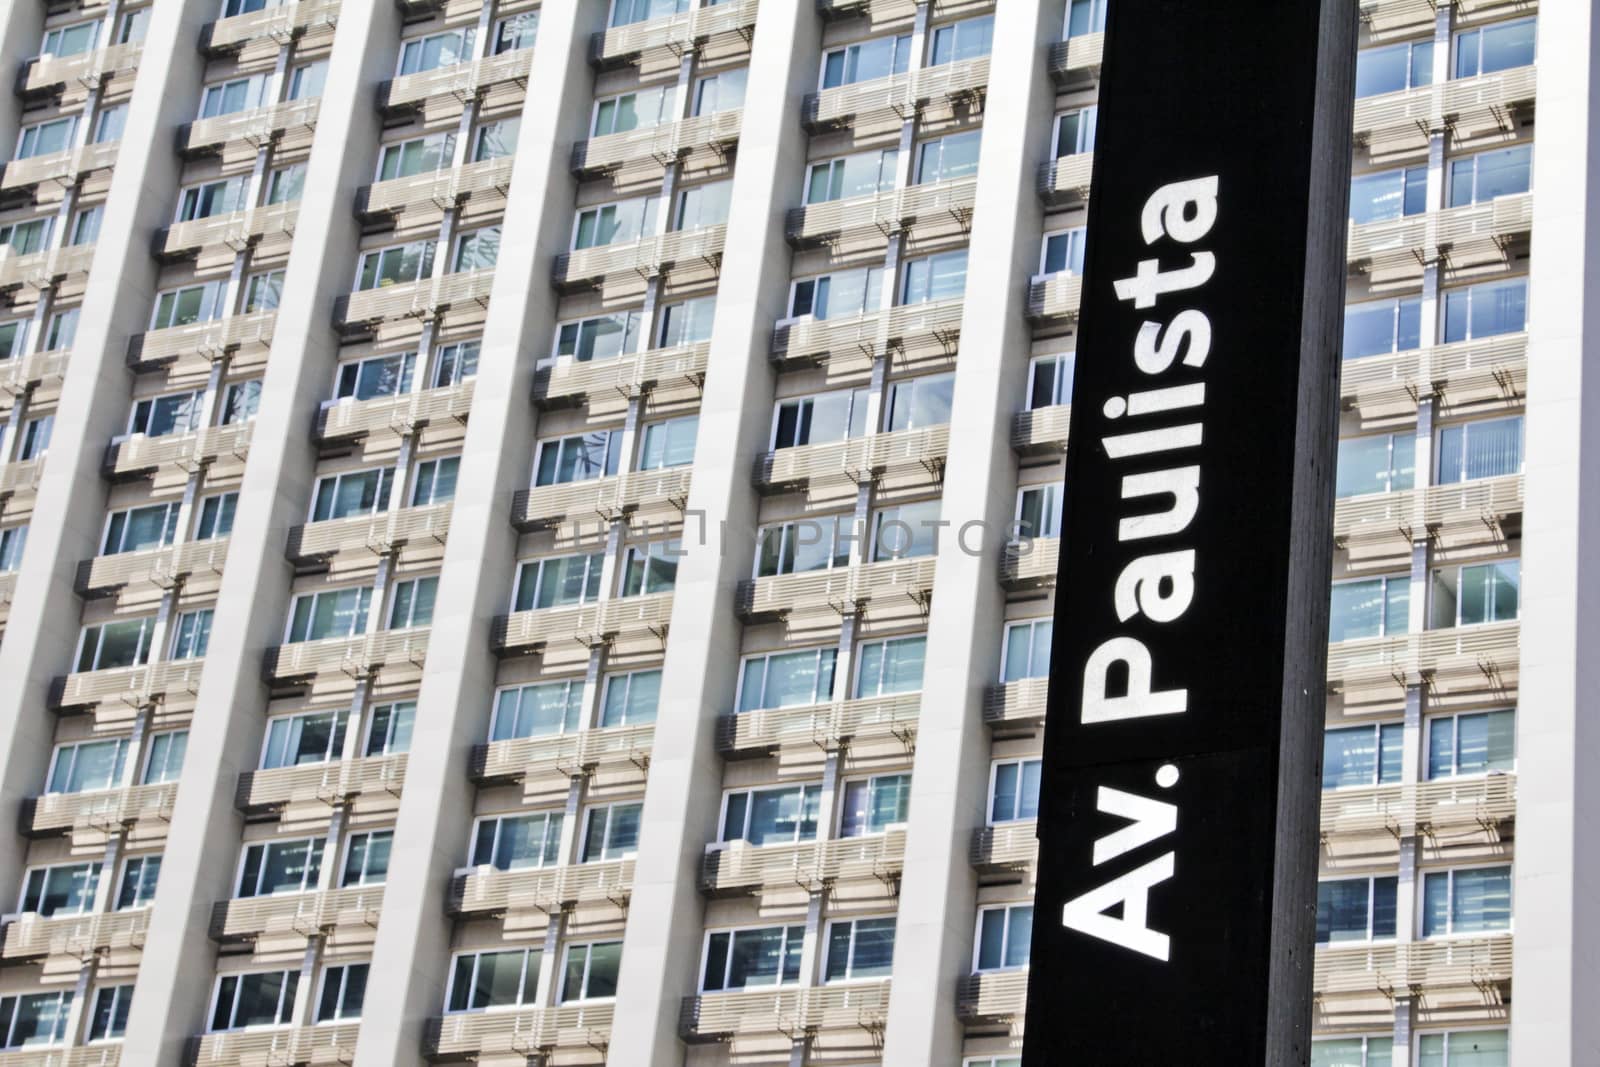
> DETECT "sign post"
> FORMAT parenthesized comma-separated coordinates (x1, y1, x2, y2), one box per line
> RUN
(1023, 1, 1356, 1063)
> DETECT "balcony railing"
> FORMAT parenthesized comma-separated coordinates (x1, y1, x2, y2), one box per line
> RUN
(1340, 332, 1527, 418)
(1011, 403, 1070, 454)
(591, 0, 758, 65)
(1000, 536, 1057, 590)
(471, 723, 654, 784)
(128, 311, 276, 376)
(236, 754, 407, 814)
(0, 140, 119, 194)
(534, 342, 709, 409)
(0, 458, 44, 512)
(190, 1023, 360, 1066)
(735, 557, 936, 624)
(316, 381, 473, 443)
(263, 627, 429, 686)
(105, 422, 251, 477)
(680, 982, 890, 1042)
(2, 908, 147, 960)
(0, 1048, 122, 1067)
(1333, 474, 1523, 559)
(554, 224, 726, 290)
(700, 829, 905, 895)
(1348, 192, 1532, 275)
(1314, 934, 1512, 998)
(1047, 33, 1104, 84)
(287, 503, 451, 564)
(338, 268, 495, 333)
(54, 658, 205, 714)
(983, 677, 1048, 730)
(753, 425, 949, 493)
(0, 242, 96, 292)
(181, 98, 320, 163)
(23, 781, 177, 840)
(494, 593, 672, 654)
(804, 57, 989, 132)
(785, 177, 976, 248)
(22, 41, 141, 99)
(970, 821, 1037, 875)
(209, 884, 384, 943)
(771, 299, 964, 370)
(573, 110, 742, 176)
(956, 969, 1029, 1025)
(716, 692, 921, 755)
(424, 1003, 613, 1059)
(819, 0, 998, 19)
(0, 348, 69, 407)
(359, 157, 514, 223)
(450, 859, 634, 916)
(382, 48, 534, 119)
(77, 537, 229, 599)
(1325, 620, 1520, 700)
(202, 0, 340, 58)
(1319, 772, 1517, 841)
(1357, 0, 1436, 40)
(1026, 272, 1082, 323)
(1037, 152, 1094, 207)
(1354, 65, 1535, 157)
(512, 467, 692, 529)
(159, 200, 298, 261)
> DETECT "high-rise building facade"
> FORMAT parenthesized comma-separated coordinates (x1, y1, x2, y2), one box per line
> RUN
(0, 0, 1574, 1063)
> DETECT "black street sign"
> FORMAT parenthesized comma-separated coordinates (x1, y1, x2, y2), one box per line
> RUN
(1023, 0, 1356, 1063)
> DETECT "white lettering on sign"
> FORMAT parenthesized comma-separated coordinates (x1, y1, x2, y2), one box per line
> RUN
(1065, 176, 1219, 960)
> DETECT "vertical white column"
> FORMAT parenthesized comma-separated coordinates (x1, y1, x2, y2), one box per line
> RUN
(1511, 4, 1600, 1062)
(352, 2, 608, 1062)
(880, 0, 1055, 1061)
(605, 1, 819, 1062)
(120, 0, 405, 1060)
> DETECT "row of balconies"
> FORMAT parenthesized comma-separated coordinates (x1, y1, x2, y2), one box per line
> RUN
(716, 691, 921, 756)
(449, 858, 633, 918)
(1349, 192, 1532, 278)
(335, 267, 495, 338)
(471, 722, 653, 784)
(104, 421, 251, 479)
(785, 177, 976, 252)
(679, 982, 889, 1043)
(1326, 620, 1520, 701)
(286, 501, 451, 565)
(573, 109, 742, 179)
(316, 380, 473, 444)
(260, 627, 428, 688)
(1026, 271, 1081, 325)
(180, 98, 319, 166)
(127, 310, 276, 384)
(0, 241, 95, 294)
(1342, 331, 1527, 420)
(0, 348, 69, 413)
(235, 752, 407, 816)
(1037, 152, 1093, 208)
(19, 780, 177, 843)
(0, 139, 118, 197)
(1315, 933, 1512, 1000)
(512, 467, 692, 530)
(358, 155, 513, 230)
(1046, 32, 1104, 87)
(1, 907, 146, 962)
(76, 536, 229, 602)
(157, 200, 298, 265)
(736, 557, 936, 627)
(1354, 65, 1536, 159)
(0, 1049, 124, 1067)
(771, 298, 963, 373)
(535, 340, 708, 412)
(1319, 772, 1516, 843)
(818, 0, 997, 22)
(1334, 473, 1523, 560)
(701, 829, 906, 895)
(424, 1003, 613, 1061)
(201, 0, 339, 63)
(591, 0, 758, 67)
(1010, 403, 1069, 454)
(381, 48, 533, 124)
(19, 40, 140, 104)
(804, 56, 988, 133)
(554, 224, 726, 292)
(190, 1023, 360, 1067)
(493, 592, 673, 655)
(753, 425, 949, 495)
(209, 883, 383, 944)
(54, 657, 205, 723)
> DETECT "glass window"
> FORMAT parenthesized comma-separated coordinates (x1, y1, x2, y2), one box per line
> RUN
(1065, 0, 1107, 38)
(675, 180, 731, 230)
(494, 11, 538, 53)
(1329, 575, 1410, 642)
(535, 431, 620, 485)
(790, 267, 883, 320)
(1015, 485, 1063, 540)
(592, 86, 677, 137)
(1436, 416, 1522, 484)
(129, 390, 203, 436)
(316, 964, 368, 1022)
(473, 118, 520, 161)
(1421, 866, 1511, 937)
(335, 352, 415, 402)
(446, 949, 540, 1013)
(116, 855, 161, 910)
(1310, 1036, 1394, 1067)
(1001, 620, 1052, 683)
(17, 116, 78, 159)
(1355, 40, 1433, 98)
(75, 617, 156, 672)
(1054, 107, 1097, 157)
(452, 226, 500, 271)
(1431, 561, 1519, 628)
(45, 309, 79, 350)
(433, 341, 480, 386)
(170, 609, 212, 659)
(102, 502, 180, 555)
(0, 217, 53, 255)
(621, 539, 680, 595)
(806, 150, 899, 205)
(1041, 228, 1087, 275)
(16, 415, 52, 459)
(580, 802, 641, 862)
(855, 636, 925, 697)
(1349, 166, 1428, 224)
(772, 389, 869, 448)
(611, 0, 688, 29)
(720, 784, 821, 846)
(820, 35, 911, 89)
(236, 838, 324, 897)
(311, 468, 394, 522)
(573, 196, 659, 250)
(143, 731, 188, 784)
(94, 106, 125, 144)
(266, 164, 305, 205)
(387, 576, 437, 629)
(900, 249, 968, 305)
(755, 515, 851, 577)
(989, 759, 1042, 823)
(916, 130, 982, 184)
(150, 283, 226, 330)
(887, 372, 954, 431)
(71, 205, 103, 245)
(397, 28, 475, 76)
(1454, 19, 1534, 79)
(738, 647, 838, 711)
(47, 738, 128, 794)
(0, 991, 72, 1049)
(176, 177, 248, 222)
(0, 525, 26, 572)
(600, 669, 660, 727)
(1027, 353, 1074, 410)
(555, 312, 642, 363)
(490, 680, 583, 741)
(1442, 278, 1527, 343)
(929, 15, 993, 65)
(1323, 722, 1405, 789)
(823, 917, 896, 981)
(19, 862, 100, 916)
(700, 926, 805, 991)
(1336, 433, 1416, 498)
(220, 380, 260, 424)
(560, 942, 622, 1002)
(872, 499, 941, 560)
(694, 68, 747, 116)
(377, 134, 456, 182)
(638, 416, 698, 470)
(365, 702, 414, 756)
(0, 319, 27, 360)
(356, 241, 436, 290)
(513, 553, 604, 611)
(839, 774, 910, 837)
(974, 904, 1033, 971)
(410, 457, 459, 507)
(341, 832, 390, 886)
(88, 985, 133, 1042)
(40, 20, 99, 57)
(262, 710, 349, 770)
(198, 75, 265, 119)
(1417, 1030, 1507, 1067)
(208, 971, 298, 1031)
(1315, 876, 1398, 943)
(471, 811, 563, 870)
(244, 270, 285, 312)
(285, 587, 373, 642)
(1344, 297, 1421, 360)
(657, 296, 716, 347)
(1447, 145, 1532, 207)
(1427, 709, 1515, 779)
